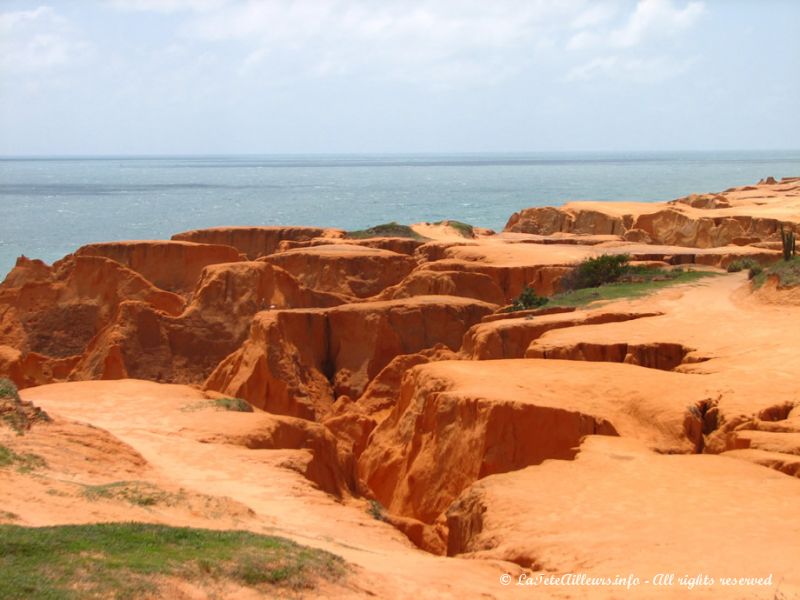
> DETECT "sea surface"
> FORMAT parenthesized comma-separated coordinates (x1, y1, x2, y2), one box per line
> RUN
(1, 151, 799, 278)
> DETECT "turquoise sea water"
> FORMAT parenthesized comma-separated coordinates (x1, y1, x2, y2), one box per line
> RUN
(1, 151, 799, 279)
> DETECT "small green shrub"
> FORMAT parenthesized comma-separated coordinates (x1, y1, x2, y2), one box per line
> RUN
(508, 286, 549, 312)
(0, 379, 19, 400)
(367, 500, 387, 522)
(0, 378, 51, 434)
(751, 255, 800, 288)
(561, 254, 631, 290)
(727, 258, 759, 273)
(748, 265, 763, 279)
(214, 397, 254, 413)
(346, 222, 426, 240)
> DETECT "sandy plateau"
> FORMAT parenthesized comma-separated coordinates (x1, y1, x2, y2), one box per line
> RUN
(1, 178, 799, 599)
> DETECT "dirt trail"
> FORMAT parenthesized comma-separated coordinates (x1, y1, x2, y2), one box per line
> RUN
(21, 381, 514, 599)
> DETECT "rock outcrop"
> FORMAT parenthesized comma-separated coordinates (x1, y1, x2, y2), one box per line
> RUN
(358, 359, 709, 534)
(0, 255, 184, 356)
(206, 296, 495, 419)
(377, 269, 506, 304)
(446, 436, 800, 582)
(505, 179, 800, 248)
(278, 236, 424, 256)
(204, 309, 332, 420)
(461, 309, 661, 360)
(73, 240, 243, 293)
(327, 296, 495, 398)
(263, 245, 418, 299)
(172, 226, 343, 259)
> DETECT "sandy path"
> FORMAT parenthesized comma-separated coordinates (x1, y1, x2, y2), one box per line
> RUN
(23, 381, 515, 599)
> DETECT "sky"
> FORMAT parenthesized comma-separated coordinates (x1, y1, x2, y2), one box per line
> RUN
(0, 0, 798, 155)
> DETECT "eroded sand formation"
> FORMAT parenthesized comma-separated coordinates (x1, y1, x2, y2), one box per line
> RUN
(2, 178, 799, 598)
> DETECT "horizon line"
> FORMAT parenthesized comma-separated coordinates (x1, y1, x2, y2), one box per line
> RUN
(2, 148, 800, 160)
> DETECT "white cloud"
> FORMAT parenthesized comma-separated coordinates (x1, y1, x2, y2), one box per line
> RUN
(564, 0, 705, 84)
(611, 0, 705, 47)
(108, 0, 228, 13)
(0, 6, 89, 73)
(176, 0, 587, 86)
(568, 0, 705, 50)
(570, 3, 619, 30)
(564, 54, 695, 83)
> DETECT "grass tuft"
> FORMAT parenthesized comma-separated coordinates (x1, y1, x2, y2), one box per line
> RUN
(0, 378, 51, 434)
(346, 222, 427, 240)
(433, 220, 475, 238)
(726, 258, 759, 273)
(213, 397, 254, 412)
(0, 523, 346, 599)
(82, 481, 175, 507)
(549, 269, 718, 307)
(0, 444, 47, 473)
(367, 499, 387, 522)
(752, 256, 800, 288)
(181, 397, 254, 413)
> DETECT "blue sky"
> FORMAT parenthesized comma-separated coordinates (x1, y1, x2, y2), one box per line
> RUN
(0, 0, 798, 154)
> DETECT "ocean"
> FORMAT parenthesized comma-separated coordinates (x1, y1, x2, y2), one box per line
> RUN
(1, 151, 799, 279)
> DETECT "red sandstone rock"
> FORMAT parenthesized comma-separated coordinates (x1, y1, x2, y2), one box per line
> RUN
(418, 259, 570, 300)
(69, 261, 343, 388)
(192, 407, 353, 496)
(376, 268, 505, 304)
(326, 296, 494, 398)
(0, 255, 185, 387)
(358, 359, 710, 530)
(351, 345, 458, 418)
(205, 296, 493, 419)
(263, 244, 418, 299)
(461, 309, 661, 360)
(171, 226, 343, 259)
(445, 435, 800, 588)
(73, 240, 243, 293)
(505, 179, 800, 248)
(278, 236, 424, 256)
(204, 309, 333, 420)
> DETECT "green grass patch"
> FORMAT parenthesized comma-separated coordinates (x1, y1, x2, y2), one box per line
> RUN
(433, 220, 475, 238)
(213, 397, 254, 412)
(0, 444, 47, 473)
(0, 522, 346, 599)
(181, 397, 254, 413)
(346, 222, 427, 240)
(82, 481, 177, 508)
(549, 269, 719, 308)
(752, 256, 800, 288)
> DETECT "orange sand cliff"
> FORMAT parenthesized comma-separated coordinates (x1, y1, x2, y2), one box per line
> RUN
(1, 178, 799, 599)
